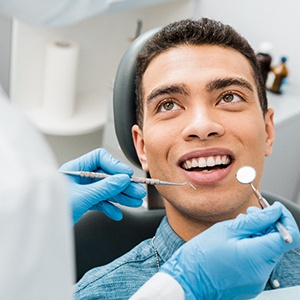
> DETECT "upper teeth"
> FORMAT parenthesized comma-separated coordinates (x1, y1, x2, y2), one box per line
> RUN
(182, 155, 230, 170)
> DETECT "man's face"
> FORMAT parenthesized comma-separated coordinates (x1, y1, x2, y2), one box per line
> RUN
(132, 45, 274, 238)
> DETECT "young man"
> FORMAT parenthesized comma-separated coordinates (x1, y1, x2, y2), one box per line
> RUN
(75, 18, 300, 299)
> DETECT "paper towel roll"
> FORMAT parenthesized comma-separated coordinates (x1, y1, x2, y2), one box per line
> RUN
(43, 39, 79, 119)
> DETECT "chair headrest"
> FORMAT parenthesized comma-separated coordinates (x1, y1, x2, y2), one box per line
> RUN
(113, 28, 159, 168)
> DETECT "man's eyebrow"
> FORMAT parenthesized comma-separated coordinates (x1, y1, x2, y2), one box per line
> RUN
(206, 77, 254, 93)
(146, 84, 189, 104)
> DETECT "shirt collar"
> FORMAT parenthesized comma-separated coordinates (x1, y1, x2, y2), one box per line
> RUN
(154, 216, 185, 263)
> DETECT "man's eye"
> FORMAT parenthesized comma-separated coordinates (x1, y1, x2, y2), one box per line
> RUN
(159, 100, 181, 112)
(220, 93, 242, 104)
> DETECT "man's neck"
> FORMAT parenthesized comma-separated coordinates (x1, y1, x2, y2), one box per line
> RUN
(164, 201, 243, 241)
(164, 205, 215, 241)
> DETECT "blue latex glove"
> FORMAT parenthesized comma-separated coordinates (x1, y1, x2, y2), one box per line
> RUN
(59, 148, 146, 224)
(160, 202, 300, 300)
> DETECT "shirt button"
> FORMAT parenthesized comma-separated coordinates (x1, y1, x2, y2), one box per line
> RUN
(272, 279, 280, 288)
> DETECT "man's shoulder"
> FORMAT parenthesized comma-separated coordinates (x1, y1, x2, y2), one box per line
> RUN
(267, 247, 300, 290)
(278, 247, 300, 271)
(75, 238, 158, 299)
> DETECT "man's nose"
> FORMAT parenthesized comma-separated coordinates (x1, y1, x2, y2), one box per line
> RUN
(181, 106, 225, 141)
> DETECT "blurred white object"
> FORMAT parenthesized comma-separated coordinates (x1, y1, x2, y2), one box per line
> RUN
(0, 0, 176, 27)
(43, 39, 79, 119)
(0, 88, 74, 300)
(254, 285, 300, 299)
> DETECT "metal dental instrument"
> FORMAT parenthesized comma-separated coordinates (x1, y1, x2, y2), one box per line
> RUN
(236, 166, 292, 244)
(60, 170, 196, 190)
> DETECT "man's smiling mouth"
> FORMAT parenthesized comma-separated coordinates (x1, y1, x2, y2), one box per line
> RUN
(181, 155, 232, 172)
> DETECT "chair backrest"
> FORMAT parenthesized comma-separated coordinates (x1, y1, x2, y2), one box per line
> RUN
(113, 28, 163, 208)
(113, 28, 159, 169)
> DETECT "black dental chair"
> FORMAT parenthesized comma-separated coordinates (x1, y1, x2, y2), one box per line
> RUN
(74, 28, 300, 282)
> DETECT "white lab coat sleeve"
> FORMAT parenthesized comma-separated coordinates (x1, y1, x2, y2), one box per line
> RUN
(0, 0, 169, 27)
(0, 89, 75, 300)
(130, 272, 185, 300)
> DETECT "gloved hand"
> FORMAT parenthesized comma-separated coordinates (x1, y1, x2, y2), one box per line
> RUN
(59, 148, 146, 224)
(160, 202, 300, 300)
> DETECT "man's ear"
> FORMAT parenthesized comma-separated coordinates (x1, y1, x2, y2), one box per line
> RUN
(132, 125, 149, 171)
(264, 108, 275, 157)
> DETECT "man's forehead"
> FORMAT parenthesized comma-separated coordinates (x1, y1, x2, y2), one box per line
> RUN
(141, 45, 257, 101)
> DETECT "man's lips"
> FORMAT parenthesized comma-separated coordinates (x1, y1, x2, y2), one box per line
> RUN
(178, 150, 234, 184)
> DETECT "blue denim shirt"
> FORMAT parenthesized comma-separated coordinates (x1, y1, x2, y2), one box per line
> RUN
(75, 217, 300, 299)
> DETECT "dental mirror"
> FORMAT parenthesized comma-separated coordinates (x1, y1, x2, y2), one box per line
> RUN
(236, 165, 292, 244)
(236, 165, 256, 184)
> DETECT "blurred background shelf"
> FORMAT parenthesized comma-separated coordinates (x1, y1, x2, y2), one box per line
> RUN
(22, 92, 107, 136)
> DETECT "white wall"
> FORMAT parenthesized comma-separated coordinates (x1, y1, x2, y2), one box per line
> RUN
(0, 13, 11, 94)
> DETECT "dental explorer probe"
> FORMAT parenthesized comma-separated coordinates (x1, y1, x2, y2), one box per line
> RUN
(236, 166, 292, 244)
(60, 170, 196, 189)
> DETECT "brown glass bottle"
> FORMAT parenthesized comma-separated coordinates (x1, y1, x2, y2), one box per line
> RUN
(256, 42, 272, 84)
(266, 56, 288, 94)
